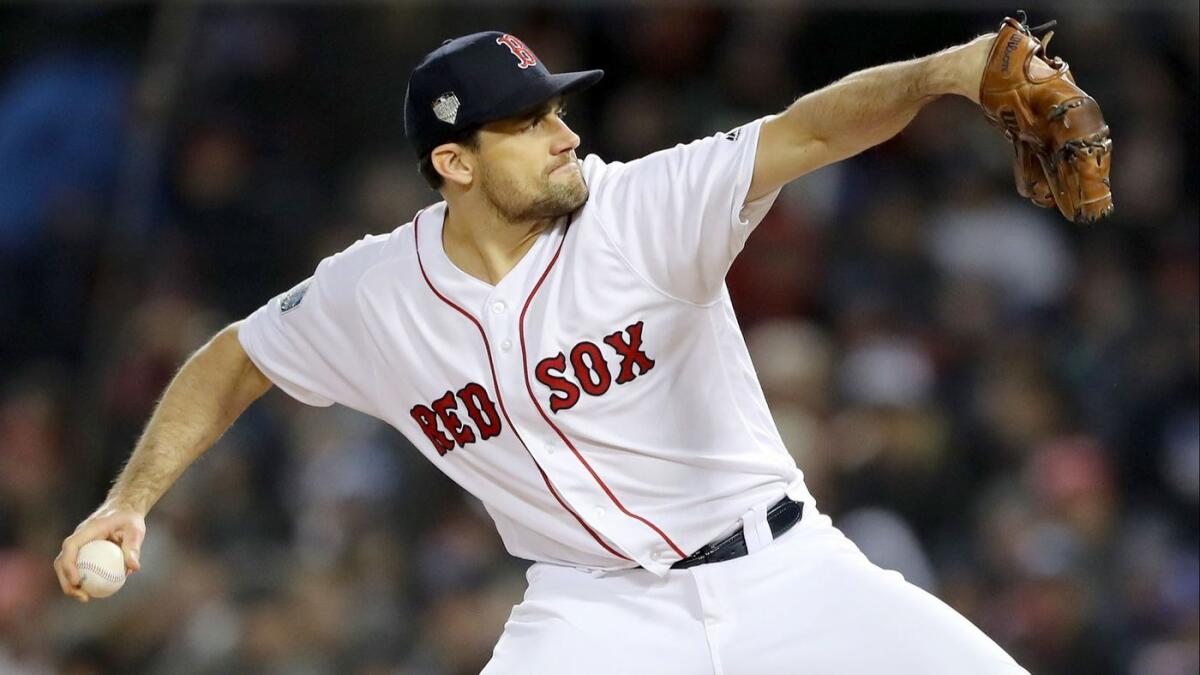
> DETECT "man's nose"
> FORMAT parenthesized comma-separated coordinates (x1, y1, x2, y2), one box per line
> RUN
(549, 116, 580, 155)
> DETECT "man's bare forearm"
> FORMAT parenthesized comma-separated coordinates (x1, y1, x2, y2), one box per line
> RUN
(749, 34, 994, 199)
(107, 322, 272, 514)
(790, 35, 991, 161)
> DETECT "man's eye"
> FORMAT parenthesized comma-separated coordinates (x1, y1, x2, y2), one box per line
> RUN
(524, 108, 564, 132)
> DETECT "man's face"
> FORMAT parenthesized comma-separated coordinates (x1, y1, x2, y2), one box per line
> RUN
(472, 98, 588, 222)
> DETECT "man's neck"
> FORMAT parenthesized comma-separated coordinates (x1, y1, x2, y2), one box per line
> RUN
(441, 198, 556, 286)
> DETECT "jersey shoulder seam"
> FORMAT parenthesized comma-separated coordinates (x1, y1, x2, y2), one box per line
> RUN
(352, 227, 415, 287)
(339, 227, 414, 419)
(589, 205, 723, 309)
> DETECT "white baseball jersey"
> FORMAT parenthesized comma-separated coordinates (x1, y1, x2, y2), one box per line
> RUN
(238, 116, 814, 576)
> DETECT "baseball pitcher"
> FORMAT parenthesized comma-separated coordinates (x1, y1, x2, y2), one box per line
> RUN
(56, 15, 1110, 674)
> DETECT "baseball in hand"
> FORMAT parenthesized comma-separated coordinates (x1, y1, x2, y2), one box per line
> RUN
(76, 540, 127, 598)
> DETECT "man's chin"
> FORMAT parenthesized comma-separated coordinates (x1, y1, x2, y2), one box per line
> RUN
(562, 186, 589, 216)
(549, 168, 583, 191)
(545, 181, 589, 217)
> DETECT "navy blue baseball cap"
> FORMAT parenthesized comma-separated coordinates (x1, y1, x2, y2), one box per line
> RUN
(404, 31, 603, 158)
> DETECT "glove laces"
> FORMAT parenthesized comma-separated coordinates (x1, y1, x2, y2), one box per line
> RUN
(1016, 10, 1059, 57)
(1015, 9, 1057, 35)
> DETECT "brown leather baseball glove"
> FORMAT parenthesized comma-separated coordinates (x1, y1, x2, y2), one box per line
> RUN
(980, 12, 1113, 224)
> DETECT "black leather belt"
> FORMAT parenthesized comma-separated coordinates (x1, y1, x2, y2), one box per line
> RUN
(671, 496, 804, 570)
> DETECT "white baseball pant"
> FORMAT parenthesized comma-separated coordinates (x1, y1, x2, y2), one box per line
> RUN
(482, 505, 1029, 675)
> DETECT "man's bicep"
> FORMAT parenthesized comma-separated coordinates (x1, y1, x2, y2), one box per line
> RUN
(747, 113, 839, 203)
(237, 302, 338, 408)
(224, 321, 273, 400)
(235, 268, 382, 414)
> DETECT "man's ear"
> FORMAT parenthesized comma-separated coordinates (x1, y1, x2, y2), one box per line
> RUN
(431, 143, 475, 188)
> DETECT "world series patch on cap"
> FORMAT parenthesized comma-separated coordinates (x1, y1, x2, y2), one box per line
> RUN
(432, 92, 461, 125)
(404, 31, 603, 158)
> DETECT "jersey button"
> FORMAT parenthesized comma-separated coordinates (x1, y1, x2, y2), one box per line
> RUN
(501, 339, 513, 352)
(491, 301, 506, 314)
(593, 506, 606, 519)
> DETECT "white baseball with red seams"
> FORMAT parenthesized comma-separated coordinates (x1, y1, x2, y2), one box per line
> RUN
(76, 540, 127, 598)
(238, 119, 1030, 674)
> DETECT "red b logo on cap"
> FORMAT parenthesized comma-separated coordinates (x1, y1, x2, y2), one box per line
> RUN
(496, 34, 538, 69)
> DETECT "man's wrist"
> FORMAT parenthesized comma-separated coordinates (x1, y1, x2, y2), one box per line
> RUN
(922, 33, 995, 103)
(102, 492, 150, 516)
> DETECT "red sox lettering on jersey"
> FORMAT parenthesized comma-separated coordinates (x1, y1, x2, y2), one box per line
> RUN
(410, 382, 503, 456)
(536, 321, 655, 412)
(410, 321, 654, 453)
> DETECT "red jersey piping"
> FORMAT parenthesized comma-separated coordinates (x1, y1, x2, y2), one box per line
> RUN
(413, 208, 629, 561)
(518, 215, 687, 559)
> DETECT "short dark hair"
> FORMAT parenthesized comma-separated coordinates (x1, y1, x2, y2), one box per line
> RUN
(418, 127, 481, 190)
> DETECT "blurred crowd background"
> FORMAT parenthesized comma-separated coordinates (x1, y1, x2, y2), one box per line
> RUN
(0, 3, 1196, 675)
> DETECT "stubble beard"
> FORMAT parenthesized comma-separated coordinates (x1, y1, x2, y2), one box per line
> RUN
(479, 161, 589, 223)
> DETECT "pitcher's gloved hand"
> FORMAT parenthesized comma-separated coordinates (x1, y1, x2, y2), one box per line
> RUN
(979, 11, 1113, 224)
